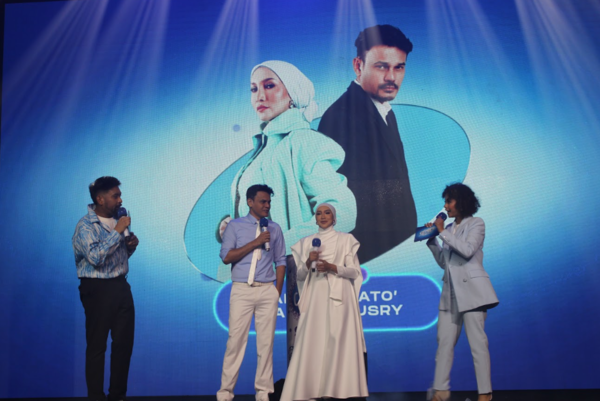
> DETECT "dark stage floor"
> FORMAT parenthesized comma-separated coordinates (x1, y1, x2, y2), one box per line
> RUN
(4, 390, 600, 401)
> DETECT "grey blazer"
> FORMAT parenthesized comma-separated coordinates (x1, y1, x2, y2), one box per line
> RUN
(427, 216, 499, 312)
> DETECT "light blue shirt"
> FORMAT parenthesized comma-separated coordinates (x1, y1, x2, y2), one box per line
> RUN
(220, 214, 286, 283)
(72, 204, 131, 279)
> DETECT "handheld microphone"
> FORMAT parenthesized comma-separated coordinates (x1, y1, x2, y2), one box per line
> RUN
(414, 212, 447, 242)
(311, 238, 321, 272)
(259, 218, 270, 251)
(117, 207, 130, 237)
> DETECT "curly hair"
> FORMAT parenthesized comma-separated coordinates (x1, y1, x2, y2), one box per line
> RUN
(442, 183, 480, 217)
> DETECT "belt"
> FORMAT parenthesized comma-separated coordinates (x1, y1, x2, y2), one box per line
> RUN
(249, 281, 274, 287)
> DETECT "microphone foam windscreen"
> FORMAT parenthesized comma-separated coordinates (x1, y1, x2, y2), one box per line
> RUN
(117, 207, 128, 219)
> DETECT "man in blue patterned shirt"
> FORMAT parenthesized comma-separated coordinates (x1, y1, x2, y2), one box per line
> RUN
(72, 176, 139, 401)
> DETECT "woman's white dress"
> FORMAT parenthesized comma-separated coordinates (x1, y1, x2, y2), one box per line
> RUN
(281, 227, 368, 400)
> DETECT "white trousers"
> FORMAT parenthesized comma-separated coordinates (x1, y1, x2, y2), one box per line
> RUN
(433, 294, 491, 394)
(217, 282, 280, 401)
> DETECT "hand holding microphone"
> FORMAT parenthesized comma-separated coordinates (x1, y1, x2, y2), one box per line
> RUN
(116, 207, 131, 237)
(116, 207, 139, 253)
(259, 218, 271, 251)
(310, 238, 321, 272)
(414, 212, 447, 242)
(432, 214, 446, 233)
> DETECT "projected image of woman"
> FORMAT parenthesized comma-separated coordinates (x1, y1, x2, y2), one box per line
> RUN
(281, 203, 368, 401)
(424, 183, 498, 401)
(217, 61, 356, 281)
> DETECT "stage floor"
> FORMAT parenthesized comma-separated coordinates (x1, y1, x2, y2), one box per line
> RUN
(4, 390, 600, 401)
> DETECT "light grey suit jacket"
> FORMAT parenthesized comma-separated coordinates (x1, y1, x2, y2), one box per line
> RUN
(427, 216, 499, 313)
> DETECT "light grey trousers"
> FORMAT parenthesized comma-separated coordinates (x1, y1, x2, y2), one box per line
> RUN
(433, 294, 491, 394)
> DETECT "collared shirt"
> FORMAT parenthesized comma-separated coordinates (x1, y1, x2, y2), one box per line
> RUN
(72, 204, 130, 279)
(354, 79, 392, 124)
(220, 213, 286, 283)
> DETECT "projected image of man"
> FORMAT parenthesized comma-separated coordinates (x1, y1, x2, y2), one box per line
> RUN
(217, 184, 286, 401)
(72, 176, 139, 401)
(319, 25, 417, 263)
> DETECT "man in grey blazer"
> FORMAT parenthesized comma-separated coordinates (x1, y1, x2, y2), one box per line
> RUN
(425, 184, 498, 401)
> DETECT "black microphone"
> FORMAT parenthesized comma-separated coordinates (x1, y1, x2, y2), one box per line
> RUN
(311, 238, 321, 272)
(117, 207, 130, 237)
(260, 218, 270, 251)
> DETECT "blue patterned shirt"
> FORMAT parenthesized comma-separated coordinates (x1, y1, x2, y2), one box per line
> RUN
(220, 214, 287, 283)
(72, 204, 131, 279)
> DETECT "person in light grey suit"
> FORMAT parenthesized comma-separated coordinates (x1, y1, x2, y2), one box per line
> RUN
(425, 183, 499, 401)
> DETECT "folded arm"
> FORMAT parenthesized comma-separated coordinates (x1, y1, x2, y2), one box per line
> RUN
(438, 218, 485, 260)
(220, 222, 271, 265)
(334, 234, 361, 279)
(73, 222, 121, 267)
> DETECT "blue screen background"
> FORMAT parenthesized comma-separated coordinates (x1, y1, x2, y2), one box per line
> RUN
(1, 0, 599, 397)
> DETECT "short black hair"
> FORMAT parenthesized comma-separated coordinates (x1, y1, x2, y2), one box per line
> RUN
(246, 184, 274, 201)
(442, 183, 480, 218)
(355, 24, 413, 60)
(89, 176, 121, 205)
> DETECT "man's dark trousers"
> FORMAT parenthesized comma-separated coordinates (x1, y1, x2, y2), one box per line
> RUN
(79, 276, 135, 401)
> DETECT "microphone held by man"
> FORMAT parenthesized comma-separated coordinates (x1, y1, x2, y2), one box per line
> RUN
(259, 217, 270, 251)
(116, 206, 138, 252)
(117, 207, 131, 238)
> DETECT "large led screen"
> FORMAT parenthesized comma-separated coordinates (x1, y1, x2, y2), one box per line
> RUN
(1, 0, 599, 398)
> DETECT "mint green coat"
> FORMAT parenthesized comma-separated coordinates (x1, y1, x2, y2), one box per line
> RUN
(231, 108, 357, 255)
